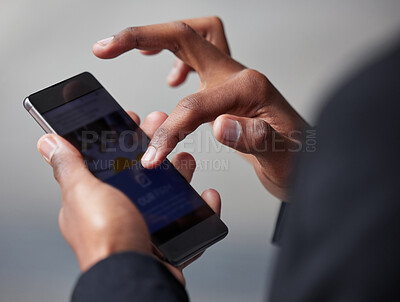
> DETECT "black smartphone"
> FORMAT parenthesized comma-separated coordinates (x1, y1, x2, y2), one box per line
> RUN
(23, 72, 228, 266)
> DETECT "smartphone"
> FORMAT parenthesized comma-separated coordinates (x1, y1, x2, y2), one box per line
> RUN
(23, 72, 228, 266)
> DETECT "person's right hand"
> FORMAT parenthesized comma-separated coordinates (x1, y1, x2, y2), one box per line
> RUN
(92, 16, 309, 200)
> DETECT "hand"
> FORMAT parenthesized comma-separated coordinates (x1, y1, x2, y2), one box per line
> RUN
(37, 111, 221, 285)
(92, 16, 309, 200)
(139, 16, 231, 87)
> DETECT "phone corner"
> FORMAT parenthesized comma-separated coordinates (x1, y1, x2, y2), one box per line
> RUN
(23, 97, 32, 111)
(81, 71, 95, 78)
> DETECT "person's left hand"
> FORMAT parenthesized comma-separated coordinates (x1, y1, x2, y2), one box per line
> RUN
(37, 110, 221, 285)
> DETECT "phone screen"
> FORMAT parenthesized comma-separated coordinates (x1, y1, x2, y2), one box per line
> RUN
(37, 82, 215, 245)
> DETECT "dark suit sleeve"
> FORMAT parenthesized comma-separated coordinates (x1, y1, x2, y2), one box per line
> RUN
(271, 202, 290, 245)
(269, 42, 400, 301)
(72, 252, 189, 302)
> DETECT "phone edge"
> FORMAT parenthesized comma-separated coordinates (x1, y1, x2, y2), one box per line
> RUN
(169, 227, 228, 267)
(23, 97, 57, 134)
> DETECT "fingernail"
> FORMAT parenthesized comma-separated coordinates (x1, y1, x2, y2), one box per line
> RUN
(38, 136, 58, 163)
(97, 36, 114, 46)
(141, 146, 157, 163)
(167, 67, 179, 81)
(222, 119, 241, 142)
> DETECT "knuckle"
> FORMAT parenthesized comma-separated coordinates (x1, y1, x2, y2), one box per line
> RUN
(240, 69, 270, 99)
(178, 94, 202, 113)
(172, 21, 194, 34)
(172, 21, 196, 41)
(171, 21, 196, 52)
(245, 119, 271, 154)
(117, 26, 140, 48)
(52, 166, 63, 184)
(254, 120, 271, 143)
(209, 16, 224, 31)
(151, 114, 194, 150)
(51, 150, 83, 185)
(125, 26, 135, 33)
(51, 154, 66, 183)
(126, 26, 139, 35)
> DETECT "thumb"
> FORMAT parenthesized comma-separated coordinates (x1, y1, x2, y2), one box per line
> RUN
(213, 114, 274, 155)
(37, 134, 92, 189)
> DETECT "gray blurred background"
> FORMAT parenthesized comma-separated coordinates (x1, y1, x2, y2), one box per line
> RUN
(1, 0, 399, 301)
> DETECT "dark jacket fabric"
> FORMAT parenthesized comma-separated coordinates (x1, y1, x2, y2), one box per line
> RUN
(72, 252, 188, 302)
(72, 40, 400, 302)
(269, 40, 400, 301)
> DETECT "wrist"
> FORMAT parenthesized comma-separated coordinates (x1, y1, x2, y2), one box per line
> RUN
(75, 231, 153, 272)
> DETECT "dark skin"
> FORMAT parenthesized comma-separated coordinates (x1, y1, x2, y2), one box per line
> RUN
(37, 16, 307, 286)
(38, 111, 221, 285)
(93, 16, 308, 200)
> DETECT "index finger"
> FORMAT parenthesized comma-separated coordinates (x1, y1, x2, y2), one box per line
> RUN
(92, 21, 242, 82)
(180, 16, 230, 55)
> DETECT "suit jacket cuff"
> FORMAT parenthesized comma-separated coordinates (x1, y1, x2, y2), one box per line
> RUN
(72, 251, 189, 302)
